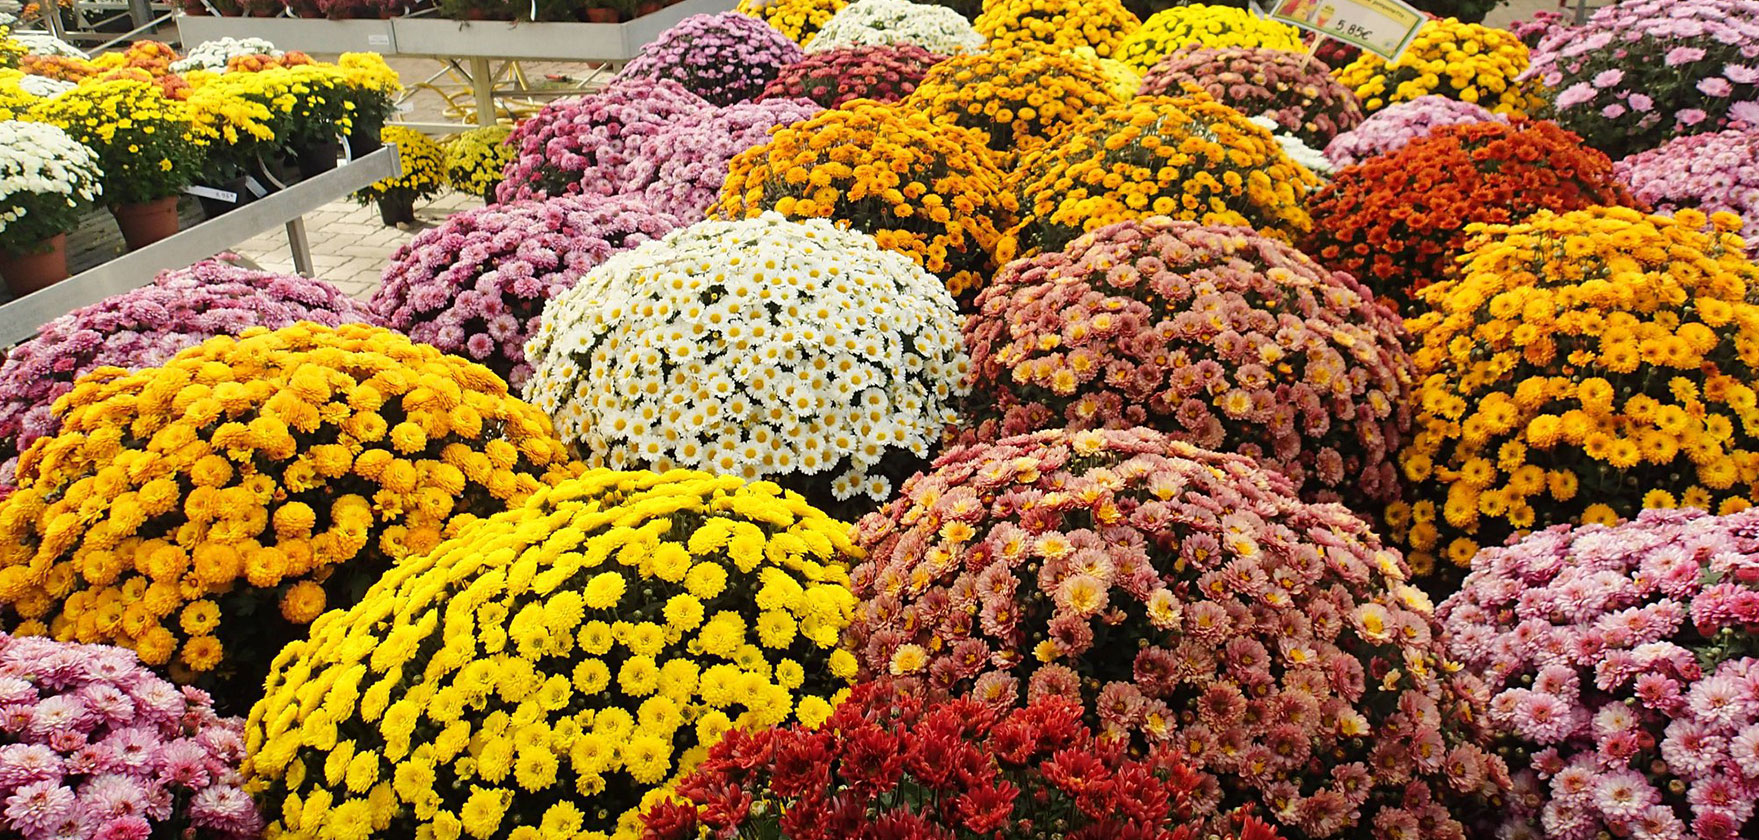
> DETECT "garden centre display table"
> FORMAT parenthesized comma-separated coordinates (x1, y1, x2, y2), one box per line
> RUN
(174, 0, 736, 127)
(0, 144, 401, 344)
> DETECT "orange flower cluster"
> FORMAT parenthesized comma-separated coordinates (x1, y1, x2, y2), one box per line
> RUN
(999, 93, 1319, 262)
(901, 46, 1122, 156)
(226, 50, 316, 72)
(0, 324, 577, 705)
(1303, 120, 1637, 313)
(974, 0, 1141, 59)
(716, 100, 1016, 300)
(90, 41, 188, 99)
(20, 54, 95, 83)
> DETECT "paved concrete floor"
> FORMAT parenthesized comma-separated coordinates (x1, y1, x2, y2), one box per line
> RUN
(228, 0, 1571, 300)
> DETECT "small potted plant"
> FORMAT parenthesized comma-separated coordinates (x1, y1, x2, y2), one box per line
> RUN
(581, 0, 622, 20)
(0, 121, 102, 294)
(31, 76, 200, 251)
(442, 123, 513, 203)
(338, 52, 401, 157)
(357, 124, 445, 224)
(184, 79, 278, 218)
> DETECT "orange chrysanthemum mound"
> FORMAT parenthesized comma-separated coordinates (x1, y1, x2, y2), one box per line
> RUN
(1302, 119, 1637, 313)
(715, 99, 1016, 300)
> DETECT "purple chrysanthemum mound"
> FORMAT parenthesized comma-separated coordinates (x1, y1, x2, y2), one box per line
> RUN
(1617, 128, 1759, 257)
(758, 44, 945, 108)
(615, 13, 805, 106)
(1322, 94, 1505, 167)
(0, 633, 261, 840)
(0, 259, 375, 486)
(496, 79, 710, 203)
(1442, 506, 1759, 840)
(634, 98, 824, 221)
(371, 194, 683, 389)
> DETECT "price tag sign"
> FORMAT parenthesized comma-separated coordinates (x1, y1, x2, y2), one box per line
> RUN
(1267, 0, 1424, 62)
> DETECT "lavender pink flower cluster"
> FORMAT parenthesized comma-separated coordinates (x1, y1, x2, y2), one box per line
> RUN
(371, 194, 683, 388)
(632, 98, 823, 221)
(613, 13, 805, 107)
(1616, 128, 1759, 257)
(1322, 94, 1505, 167)
(0, 258, 375, 487)
(495, 79, 709, 203)
(0, 633, 260, 840)
(1441, 507, 1759, 840)
(848, 427, 1509, 839)
(1525, 0, 1759, 157)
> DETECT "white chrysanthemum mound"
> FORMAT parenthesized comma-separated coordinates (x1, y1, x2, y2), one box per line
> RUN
(16, 74, 73, 98)
(524, 213, 970, 506)
(11, 31, 83, 58)
(1250, 114, 1334, 175)
(807, 0, 984, 54)
(170, 37, 282, 73)
(0, 121, 102, 231)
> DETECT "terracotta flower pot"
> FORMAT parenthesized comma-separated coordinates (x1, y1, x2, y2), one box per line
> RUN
(111, 197, 181, 251)
(378, 194, 417, 226)
(634, 1, 661, 14)
(584, 6, 618, 20)
(0, 234, 69, 297)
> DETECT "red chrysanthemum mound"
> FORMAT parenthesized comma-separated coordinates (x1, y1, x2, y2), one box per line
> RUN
(1138, 46, 1365, 148)
(962, 218, 1411, 513)
(846, 427, 1509, 839)
(641, 683, 1289, 840)
(1302, 119, 1637, 313)
(758, 44, 944, 108)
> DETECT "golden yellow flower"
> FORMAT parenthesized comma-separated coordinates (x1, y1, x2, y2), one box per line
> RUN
(243, 470, 858, 840)
(0, 324, 576, 709)
(1392, 208, 1759, 590)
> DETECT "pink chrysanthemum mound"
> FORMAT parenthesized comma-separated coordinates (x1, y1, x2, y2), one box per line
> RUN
(1138, 46, 1365, 148)
(1442, 507, 1759, 840)
(634, 98, 824, 221)
(1617, 128, 1759, 258)
(1322, 94, 1505, 167)
(848, 426, 1508, 840)
(0, 259, 375, 487)
(614, 12, 805, 106)
(758, 44, 944, 108)
(371, 194, 683, 389)
(961, 218, 1412, 513)
(495, 79, 709, 203)
(0, 633, 260, 840)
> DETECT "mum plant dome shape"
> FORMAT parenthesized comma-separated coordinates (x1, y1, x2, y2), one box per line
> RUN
(845, 427, 1509, 839)
(522, 214, 968, 517)
(0, 324, 576, 708)
(243, 469, 861, 840)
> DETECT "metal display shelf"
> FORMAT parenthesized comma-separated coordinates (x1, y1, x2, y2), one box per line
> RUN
(0, 144, 402, 346)
(175, 0, 735, 124)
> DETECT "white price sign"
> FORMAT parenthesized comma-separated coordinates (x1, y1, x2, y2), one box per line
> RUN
(1268, 0, 1425, 62)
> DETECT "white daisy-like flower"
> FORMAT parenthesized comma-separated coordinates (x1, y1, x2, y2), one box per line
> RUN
(525, 213, 969, 505)
(806, 0, 984, 54)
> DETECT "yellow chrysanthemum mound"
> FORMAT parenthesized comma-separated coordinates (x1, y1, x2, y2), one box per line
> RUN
(1116, 4, 1305, 73)
(738, 0, 848, 45)
(715, 100, 1016, 300)
(242, 469, 860, 840)
(0, 323, 576, 707)
(1389, 207, 1759, 593)
(1334, 17, 1545, 117)
(998, 92, 1319, 263)
(358, 125, 446, 203)
(902, 45, 1124, 155)
(975, 0, 1141, 59)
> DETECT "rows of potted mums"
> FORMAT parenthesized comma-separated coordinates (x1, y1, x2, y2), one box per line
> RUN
(0, 32, 400, 293)
(3, 0, 1759, 840)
